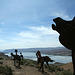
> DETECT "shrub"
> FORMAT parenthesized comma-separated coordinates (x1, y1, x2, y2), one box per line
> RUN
(23, 59, 37, 67)
(0, 66, 13, 75)
(56, 70, 73, 75)
(0, 57, 3, 60)
(62, 70, 73, 75)
(20, 60, 24, 65)
(46, 64, 73, 75)
(47, 64, 63, 72)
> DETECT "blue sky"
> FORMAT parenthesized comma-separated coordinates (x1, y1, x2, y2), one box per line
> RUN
(0, 0, 75, 50)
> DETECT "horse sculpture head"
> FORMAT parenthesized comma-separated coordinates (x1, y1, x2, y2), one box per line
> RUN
(52, 17, 75, 74)
(11, 53, 14, 56)
(52, 17, 75, 50)
(20, 52, 23, 60)
(36, 51, 41, 58)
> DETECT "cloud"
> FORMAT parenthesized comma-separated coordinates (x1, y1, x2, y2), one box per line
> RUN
(28, 26, 58, 35)
(12, 26, 59, 42)
(11, 26, 59, 47)
(0, 0, 73, 24)
(0, 39, 5, 43)
(13, 26, 59, 45)
(18, 31, 40, 39)
(0, 0, 70, 50)
(0, 25, 61, 50)
(50, 11, 72, 20)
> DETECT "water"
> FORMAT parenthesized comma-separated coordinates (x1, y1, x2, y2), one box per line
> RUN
(5, 52, 72, 64)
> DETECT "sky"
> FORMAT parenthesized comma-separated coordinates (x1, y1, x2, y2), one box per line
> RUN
(0, 0, 75, 50)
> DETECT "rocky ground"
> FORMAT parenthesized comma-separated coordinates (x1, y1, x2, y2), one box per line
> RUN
(0, 55, 73, 75)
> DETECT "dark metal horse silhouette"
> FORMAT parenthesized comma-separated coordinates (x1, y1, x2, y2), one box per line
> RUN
(11, 49, 22, 68)
(11, 52, 21, 67)
(52, 17, 75, 74)
(36, 51, 54, 73)
(20, 52, 23, 60)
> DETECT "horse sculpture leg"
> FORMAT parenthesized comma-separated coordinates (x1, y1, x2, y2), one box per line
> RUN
(72, 50, 75, 75)
(14, 58, 16, 66)
(38, 58, 44, 73)
(41, 62, 44, 73)
(14, 59, 15, 66)
(18, 57, 21, 68)
(46, 62, 50, 69)
(37, 58, 40, 67)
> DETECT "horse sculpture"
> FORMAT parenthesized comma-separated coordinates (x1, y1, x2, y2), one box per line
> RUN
(52, 17, 75, 74)
(36, 51, 54, 73)
(11, 50, 21, 68)
(20, 52, 23, 60)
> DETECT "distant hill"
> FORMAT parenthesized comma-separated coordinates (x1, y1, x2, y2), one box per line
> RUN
(3, 47, 72, 56)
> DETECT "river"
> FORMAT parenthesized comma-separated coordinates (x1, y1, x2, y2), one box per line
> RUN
(5, 52, 72, 64)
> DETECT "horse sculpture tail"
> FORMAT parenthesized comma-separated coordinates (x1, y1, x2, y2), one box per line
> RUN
(44, 56, 54, 62)
(49, 59, 54, 62)
(49, 57, 54, 62)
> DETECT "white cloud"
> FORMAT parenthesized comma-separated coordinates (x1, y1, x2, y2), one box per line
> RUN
(12, 26, 59, 42)
(50, 11, 72, 20)
(0, 39, 5, 43)
(29, 26, 48, 31)
(0, 25, 61, 50)
(0, 0, 67, 50)
(28, 26, 58, 35)
(0, 38, 62, 50)
(11, 26, 60, 47)
(12, 26, 59, 46)
(18, 31, 40, 39)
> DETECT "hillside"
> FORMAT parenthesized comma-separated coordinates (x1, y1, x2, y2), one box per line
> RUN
(3, 47, 71, 56)
(0, 55, 73, 75)
(60, 62, 73, 72)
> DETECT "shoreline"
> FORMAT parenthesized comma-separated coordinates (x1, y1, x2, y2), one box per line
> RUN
(1, 52, 72, 64)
